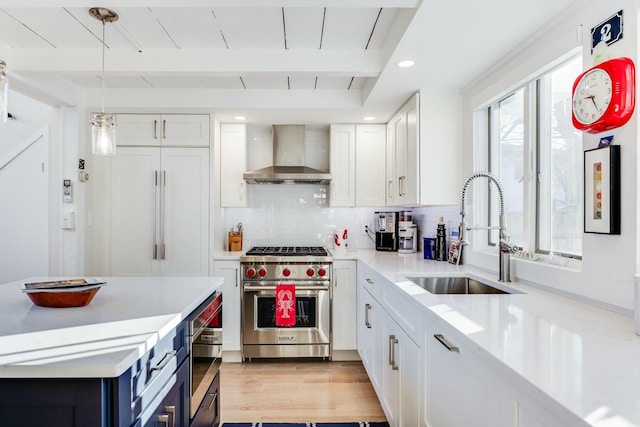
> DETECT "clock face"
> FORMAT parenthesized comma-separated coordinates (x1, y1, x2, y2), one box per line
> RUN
(572, 68, 613, 125)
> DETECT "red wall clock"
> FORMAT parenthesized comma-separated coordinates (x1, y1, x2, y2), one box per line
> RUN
(572, 57, 635, 134)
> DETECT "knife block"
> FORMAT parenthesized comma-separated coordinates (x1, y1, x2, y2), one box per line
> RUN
(228, 232, 243, 252)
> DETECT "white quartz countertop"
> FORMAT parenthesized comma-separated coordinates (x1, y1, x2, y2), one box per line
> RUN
(343, 249, 640, 427)
(0, 276, 222, 379)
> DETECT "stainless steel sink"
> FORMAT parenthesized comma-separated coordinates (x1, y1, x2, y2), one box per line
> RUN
(405, 276, 514, 294)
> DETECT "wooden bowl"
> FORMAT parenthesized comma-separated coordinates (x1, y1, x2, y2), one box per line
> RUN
(25, 286, 102, 308)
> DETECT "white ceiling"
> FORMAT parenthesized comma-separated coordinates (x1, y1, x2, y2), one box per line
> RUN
(0, 0, 578, 124)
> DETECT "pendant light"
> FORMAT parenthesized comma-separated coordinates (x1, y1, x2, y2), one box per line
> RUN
(0, 60, 8, 123)
(89, 7, 119, 155)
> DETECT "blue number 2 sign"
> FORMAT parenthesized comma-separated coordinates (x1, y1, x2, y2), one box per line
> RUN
(591, 10, 623, 53)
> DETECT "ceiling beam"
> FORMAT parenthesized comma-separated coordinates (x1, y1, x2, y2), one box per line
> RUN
(10, 48, 382, 76)
(0, 1, 421, 7)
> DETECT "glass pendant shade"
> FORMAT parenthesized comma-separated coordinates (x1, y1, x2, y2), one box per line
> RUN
(90, 113, 117, 155)
(0, 60, 8, 123)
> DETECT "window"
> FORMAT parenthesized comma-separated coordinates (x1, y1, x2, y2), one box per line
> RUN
(486, 53, 583, 258)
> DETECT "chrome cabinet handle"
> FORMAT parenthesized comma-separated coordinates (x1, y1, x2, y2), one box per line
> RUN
(160, 170, 166, 260)
(364, 303, 372, 328)
(388, 335, 399, 370)
(153, 119, 158, 139)
(240, 181, 244, 199)
(434, 334, 459, 353)
(243, 285, 329, 292)
(165, 406, 175, 427)
(157, 414, 169, 426)
(388, 180, 393, 197)
(204, 391, 218, 410)
(235, 268, 238, 287)
(153, 170, 159, 260)
(150, 350, 177, 372)
(162, 119, 167, 139)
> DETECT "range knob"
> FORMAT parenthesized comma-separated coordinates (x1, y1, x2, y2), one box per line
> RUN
(306, 268, 315, 277)
(258, 268, 267, 277)
(246, 268, 256, 278)
(318, 268, 327, 277)
(282, 268, 291, 277)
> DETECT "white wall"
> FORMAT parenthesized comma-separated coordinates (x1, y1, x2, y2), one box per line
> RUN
(461, 0, 639, 313)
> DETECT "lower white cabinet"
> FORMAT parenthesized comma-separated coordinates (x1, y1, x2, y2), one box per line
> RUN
(213, 260, 241, 354)
(356, 263, 420, 427)
(332, 260, 357, 351)
(426, 327, 490, 427)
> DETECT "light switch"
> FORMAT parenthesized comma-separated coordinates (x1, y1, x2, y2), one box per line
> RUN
(61, 211, 75, 230)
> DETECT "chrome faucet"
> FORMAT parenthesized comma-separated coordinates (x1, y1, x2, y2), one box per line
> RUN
(459, 171, 520, 282)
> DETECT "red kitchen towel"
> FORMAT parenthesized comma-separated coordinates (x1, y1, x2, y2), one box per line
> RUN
(275, 284, 296, 327)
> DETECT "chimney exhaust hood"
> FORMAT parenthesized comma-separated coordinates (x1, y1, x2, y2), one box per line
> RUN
(243, 125, 331, 184)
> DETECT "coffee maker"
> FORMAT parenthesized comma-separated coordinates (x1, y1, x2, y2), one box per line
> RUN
(375, 211, 399, 251)
(398, 211, 418, 254)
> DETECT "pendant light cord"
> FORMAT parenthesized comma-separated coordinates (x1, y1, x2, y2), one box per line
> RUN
(101, 18, 106, 113)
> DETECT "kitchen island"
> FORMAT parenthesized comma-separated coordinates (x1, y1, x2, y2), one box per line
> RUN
(0, 276, 222, 427)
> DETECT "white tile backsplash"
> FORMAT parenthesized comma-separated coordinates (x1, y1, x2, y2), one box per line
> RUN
(221, 184, 460, 251)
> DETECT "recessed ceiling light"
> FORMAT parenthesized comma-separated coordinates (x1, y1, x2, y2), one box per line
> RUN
(234, 116, 246, 121)
(363, 116, 375, 121)
(396, 60, 415, 68)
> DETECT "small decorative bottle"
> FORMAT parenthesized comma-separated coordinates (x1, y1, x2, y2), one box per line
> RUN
(435, 217, 447, 261)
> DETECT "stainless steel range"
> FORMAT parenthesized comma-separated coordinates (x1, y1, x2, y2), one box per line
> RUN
(240, 246, 332, 360)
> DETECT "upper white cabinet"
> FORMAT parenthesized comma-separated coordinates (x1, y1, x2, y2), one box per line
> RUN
(355, 125, 386, 206)
(330, 124, 356, 207)
(386, 93, 419, 206)
(117, 114, 210, 147)
(219, 123, 247, 207)
(330, 124, 386, 207)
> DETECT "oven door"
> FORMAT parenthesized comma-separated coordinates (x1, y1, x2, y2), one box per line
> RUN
(242, 283, 330, 346)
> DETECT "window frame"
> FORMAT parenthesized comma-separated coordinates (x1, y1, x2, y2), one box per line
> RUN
(484, 52, 583, 260)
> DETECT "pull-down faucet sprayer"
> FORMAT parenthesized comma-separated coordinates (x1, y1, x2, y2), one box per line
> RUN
(459, 171, 520, 282)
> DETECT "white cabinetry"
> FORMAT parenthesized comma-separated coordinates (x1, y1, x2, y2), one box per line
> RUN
(213, 260, 241, 357)
(220, 123, 247, 207)
(117, 114, 210, 147)
(332, 260, 357, 353)
(109, 147, 210, 276)
(355, 124, 386, 206)
(386, 93, 419, 206)
(330, 124, 386, 207)
(356, 262, 420, 427)
(426, 327, 490, 427)
(330, 124, 356, 207)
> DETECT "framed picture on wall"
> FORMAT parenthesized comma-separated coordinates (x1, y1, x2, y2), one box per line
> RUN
(584, 145, 621, 234)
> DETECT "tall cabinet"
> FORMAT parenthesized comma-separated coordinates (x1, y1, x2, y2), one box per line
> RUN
(91, 114, 210, 276)
(386, 93, 419, 206)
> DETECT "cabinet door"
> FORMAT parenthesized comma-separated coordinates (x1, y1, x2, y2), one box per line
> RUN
(356, 278, 375, 376)
(220, 123, 247, 207)
(332, 260, 357, 351)
(117, 114, 162, 147)
(385, 122, 396, 205)
(330, 124, 356, 207)
(160, 148, 210, 276)
(393, 113, 407, 206)
(161, 114, 210, 147)
(380, 309, 399, 427)
(110, 147, 161, 276)
(398, 327, 420, 427)
(141, 359, 190, 427)
(427, 329, 489, 427)
(191, 371, 220, 427)
(355, 124, 386, 206)
(214, 260, 241, 352)
(403, 95, 419, 205)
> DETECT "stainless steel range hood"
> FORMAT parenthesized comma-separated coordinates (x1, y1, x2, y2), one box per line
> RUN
(243, 125, 331, 184)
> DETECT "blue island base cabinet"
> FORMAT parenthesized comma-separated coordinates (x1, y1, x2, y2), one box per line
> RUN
(0, 378, 106, 426)
(190, 370, 220, 427)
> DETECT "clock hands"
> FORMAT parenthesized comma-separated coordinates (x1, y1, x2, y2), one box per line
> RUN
(585, 94, 599, 110)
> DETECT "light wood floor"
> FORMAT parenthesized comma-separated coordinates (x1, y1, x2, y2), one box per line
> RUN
(220, 361, 387, 423)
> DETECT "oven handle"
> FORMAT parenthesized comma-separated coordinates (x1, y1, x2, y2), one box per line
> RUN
(243, 285, 329, 292)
